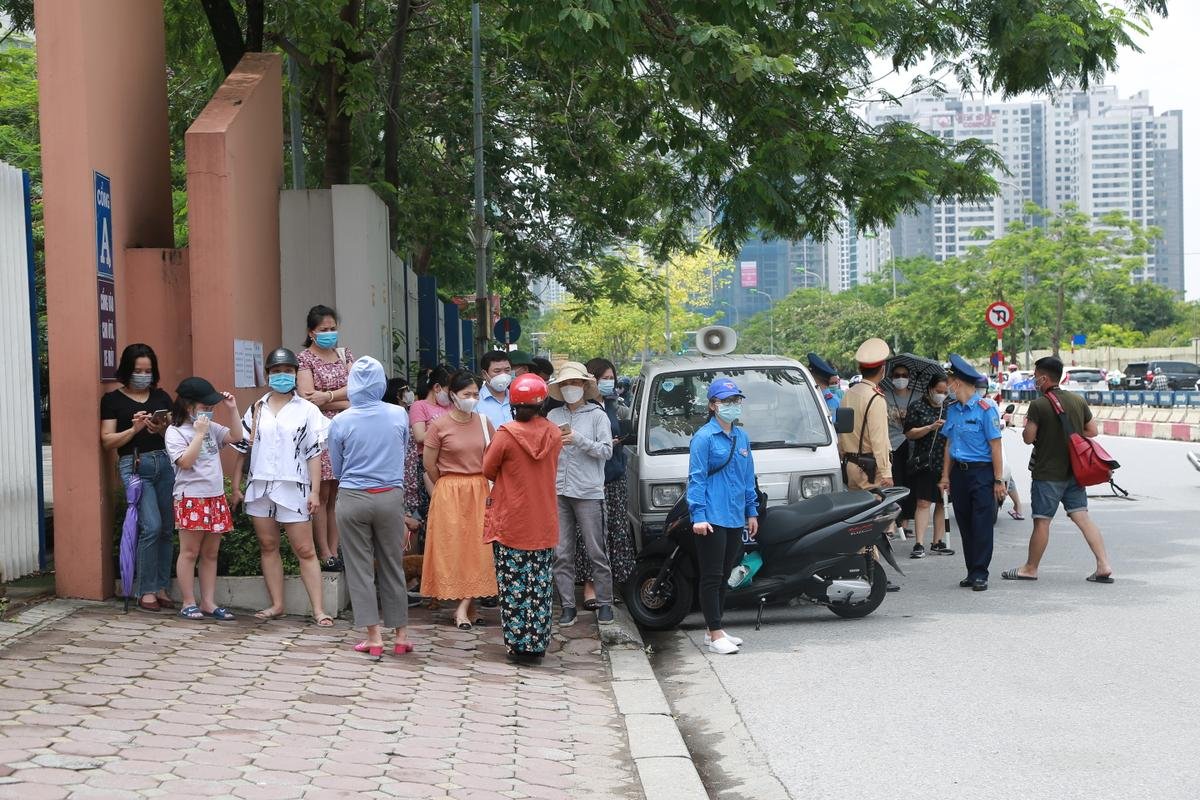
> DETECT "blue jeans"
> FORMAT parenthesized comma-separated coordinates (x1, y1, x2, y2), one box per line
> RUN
(118, 450, 176, 596)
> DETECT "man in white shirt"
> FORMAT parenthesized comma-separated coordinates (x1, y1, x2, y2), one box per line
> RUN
(478, 350, 513, 430)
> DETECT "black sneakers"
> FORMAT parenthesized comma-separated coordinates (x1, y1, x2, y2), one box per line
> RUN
(910, 543, 927, 559)
(931, 541, 955, 556)
(558, 607, 577, 627)
(597, 605, 615, 625)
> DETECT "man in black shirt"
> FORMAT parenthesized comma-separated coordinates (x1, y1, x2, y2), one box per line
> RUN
(1002, 356, 1114, 584)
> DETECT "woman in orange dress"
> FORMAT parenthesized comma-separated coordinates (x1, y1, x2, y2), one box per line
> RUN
(420, 370, 498, 629)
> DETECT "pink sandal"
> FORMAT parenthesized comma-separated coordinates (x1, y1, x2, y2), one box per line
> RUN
(352, 641, 383, 658)
(1008, 510, 1025, 520)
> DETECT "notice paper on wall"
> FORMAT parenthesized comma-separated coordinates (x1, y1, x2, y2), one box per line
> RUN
(234, 339, 263, 388)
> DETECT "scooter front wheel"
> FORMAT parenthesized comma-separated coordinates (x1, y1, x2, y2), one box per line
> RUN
(826, 562, 888, 619)
(623, 557, 694, 631)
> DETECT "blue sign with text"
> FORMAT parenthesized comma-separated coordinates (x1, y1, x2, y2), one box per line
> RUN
(95, 172, 113, 278)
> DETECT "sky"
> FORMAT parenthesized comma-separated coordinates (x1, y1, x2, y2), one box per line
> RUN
(875, 4, 1198, 298)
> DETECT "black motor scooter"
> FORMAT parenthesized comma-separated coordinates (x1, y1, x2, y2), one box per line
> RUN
(623, 487, 909, 631)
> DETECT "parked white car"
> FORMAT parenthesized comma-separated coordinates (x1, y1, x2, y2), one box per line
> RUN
(1061, 367, 1108, 392)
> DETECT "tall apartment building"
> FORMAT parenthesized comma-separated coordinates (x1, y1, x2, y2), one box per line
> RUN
(873, 87, 1184, 293)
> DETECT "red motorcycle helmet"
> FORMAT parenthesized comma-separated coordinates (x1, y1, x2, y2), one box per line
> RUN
(509, 373, 548, 407)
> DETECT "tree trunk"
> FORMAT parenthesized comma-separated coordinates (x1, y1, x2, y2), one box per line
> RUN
(321, 0, 363, 187)
(245, 0, 265, 52)
(1053, 279, 1065, 357)
(383, 0, 414, 247)
(411, 244, 433, 276)
(199, 0, 246, 75)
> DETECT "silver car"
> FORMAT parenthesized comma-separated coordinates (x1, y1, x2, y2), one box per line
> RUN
(624, 355, 844, 549)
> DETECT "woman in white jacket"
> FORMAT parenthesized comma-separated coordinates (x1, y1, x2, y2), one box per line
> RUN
(546, 362, 614, 628)
(231, 348, 332, 625)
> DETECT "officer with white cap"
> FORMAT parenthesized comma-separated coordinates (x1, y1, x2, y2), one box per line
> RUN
(938, 354, 1006, 591)
(837, 338, 893, 490)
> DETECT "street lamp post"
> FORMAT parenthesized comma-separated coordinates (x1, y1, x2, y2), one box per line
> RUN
(470, 1, 491, 364)
(749, 289, 775, 354)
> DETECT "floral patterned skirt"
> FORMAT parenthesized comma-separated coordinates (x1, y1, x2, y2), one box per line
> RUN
(174, 495, 233, 534)
(575, 476, 636, 584)
(493, 543, 554, 656)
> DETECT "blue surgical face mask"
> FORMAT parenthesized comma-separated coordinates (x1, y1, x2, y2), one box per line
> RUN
(314, 331, 339, 349)
(269, 373, 297, 394)
(190, 409, 214, 423)
(598, 379, 616, 396)
(716, 403, 742, 424)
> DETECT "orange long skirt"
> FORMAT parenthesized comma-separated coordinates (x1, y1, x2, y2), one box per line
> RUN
(420, 473, 498, 600)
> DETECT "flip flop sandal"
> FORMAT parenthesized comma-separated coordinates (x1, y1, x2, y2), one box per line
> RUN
(254, 609, 284, 620)
(454, 619, 473, 631)
(178, 604, 205, 620)
(205, 607, 236, 621)
(1001, 569, 1037, 581)
(137, 597, 161, 613)
(313, 615, 335, 627)
(1007, 510, 1026, 520)
(582, 599, 599, 611)
(1086, 573, 1115, 584)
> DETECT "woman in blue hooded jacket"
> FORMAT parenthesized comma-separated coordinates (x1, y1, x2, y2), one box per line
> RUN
(327, 356, 412, 659)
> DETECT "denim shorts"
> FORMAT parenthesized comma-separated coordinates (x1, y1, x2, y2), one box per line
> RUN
(1030, 480, 1088, 520)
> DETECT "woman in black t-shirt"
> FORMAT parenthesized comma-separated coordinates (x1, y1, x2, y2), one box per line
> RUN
(100, 344, 176, 612)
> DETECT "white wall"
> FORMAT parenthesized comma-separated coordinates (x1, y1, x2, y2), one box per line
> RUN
(0, 162, 42, 580)
(280, 190, 334, 352)
(280, 186, 400, 374)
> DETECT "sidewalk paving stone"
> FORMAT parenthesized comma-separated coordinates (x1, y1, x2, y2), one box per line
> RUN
(0, 603, 642, 799)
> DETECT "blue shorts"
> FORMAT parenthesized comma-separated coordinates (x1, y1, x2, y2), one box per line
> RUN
(1030, 480, 1088, 520)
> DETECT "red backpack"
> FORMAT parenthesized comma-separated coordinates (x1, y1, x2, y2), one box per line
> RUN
(1043, 390, 1120, 488)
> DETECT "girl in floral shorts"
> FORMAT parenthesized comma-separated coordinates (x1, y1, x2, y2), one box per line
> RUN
(165, 377, 244, 620)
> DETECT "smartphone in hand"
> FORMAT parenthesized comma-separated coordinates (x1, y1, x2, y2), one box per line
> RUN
(151, 409, 171, 425)
(558, 424, 571, 434)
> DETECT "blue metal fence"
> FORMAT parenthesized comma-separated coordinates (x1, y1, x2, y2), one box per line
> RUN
(1002, 389, 1200, 408)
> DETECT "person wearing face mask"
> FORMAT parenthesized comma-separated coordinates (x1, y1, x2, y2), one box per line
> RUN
(885, 363, 917, 539)
(687, 378, 759, 655)
(101, 344, 176, 613)
(508, 350, 535, 377)
(937, 354, 1005, 592)
(569, 358, 637, 611)
(478, 351, 515, 431)
(807, 353, 841, 418)
(296, 304, 354, 572)
(903, 376, 955, 558)
(165, 377, 243, 620)
(229, 348, 333, 626)
(421, 370, 499, 630)
(546, 362, 615, 627)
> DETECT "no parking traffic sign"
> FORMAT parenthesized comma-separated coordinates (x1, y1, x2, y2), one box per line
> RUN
(985, 301, 1014, 332)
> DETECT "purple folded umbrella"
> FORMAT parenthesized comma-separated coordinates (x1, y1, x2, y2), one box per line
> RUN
(120, 476, 143, 598)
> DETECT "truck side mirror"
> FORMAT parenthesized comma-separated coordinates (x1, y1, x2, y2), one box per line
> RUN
(833, 407, 854, 435)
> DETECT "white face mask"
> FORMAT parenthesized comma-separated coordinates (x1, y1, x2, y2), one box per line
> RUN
(401, 390, 415, 405)
(454, 396, 478, 413)
(435, 390, 451, 407)
(931, 392, 947, 405)
(488, 373, 513, 393)
(560, 386, 585, 405)
(975, 388, 987, 399)
(892, 377, 910, 390)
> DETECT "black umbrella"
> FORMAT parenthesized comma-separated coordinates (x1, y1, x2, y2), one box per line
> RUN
(880, 353, 947, 406)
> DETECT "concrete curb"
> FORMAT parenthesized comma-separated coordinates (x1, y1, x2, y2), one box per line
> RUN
(0, 598, 98, 649)
(601, 606, 708, 800)
(1010, 402, 1200, 442)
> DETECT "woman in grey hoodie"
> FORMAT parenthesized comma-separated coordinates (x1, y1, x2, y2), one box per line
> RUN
(546, 362, 614, 627)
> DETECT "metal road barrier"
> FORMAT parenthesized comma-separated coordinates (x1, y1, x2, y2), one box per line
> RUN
(1002, 389, 1200, 408)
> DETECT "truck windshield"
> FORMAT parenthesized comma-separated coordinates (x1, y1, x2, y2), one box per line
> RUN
(644, 367, 831, 454)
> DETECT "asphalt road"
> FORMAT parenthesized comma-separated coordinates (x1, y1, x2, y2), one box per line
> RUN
(647, 434, 1200, 800)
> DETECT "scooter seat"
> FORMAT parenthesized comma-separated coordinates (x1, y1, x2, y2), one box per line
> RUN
(757, 491, 881, 546)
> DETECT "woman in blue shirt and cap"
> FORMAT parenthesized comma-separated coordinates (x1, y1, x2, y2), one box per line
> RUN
(687, 378, 759, 655)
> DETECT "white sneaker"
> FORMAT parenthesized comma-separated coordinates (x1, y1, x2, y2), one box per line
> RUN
(706, 637, 740, 655)
(704, 634, 743, 646)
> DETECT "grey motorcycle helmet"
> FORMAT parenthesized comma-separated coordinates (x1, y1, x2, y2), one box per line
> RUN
(265, 347, 300, 371)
